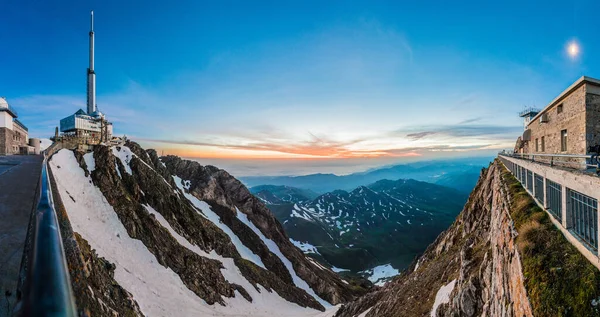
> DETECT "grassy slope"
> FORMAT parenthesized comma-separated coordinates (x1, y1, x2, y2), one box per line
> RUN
(500, 163, 600, 316)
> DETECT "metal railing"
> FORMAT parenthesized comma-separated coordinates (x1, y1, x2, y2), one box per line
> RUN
(12, 158, 77, 316)
(499, 151, 600, 172)
(0, 103, 18, 117)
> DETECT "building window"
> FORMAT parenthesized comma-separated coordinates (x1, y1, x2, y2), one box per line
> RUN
(561, 129, 568, 152)
(557, 104, 563, 114)
(541, 136, 545, 152)
(535, 138, 539, 152)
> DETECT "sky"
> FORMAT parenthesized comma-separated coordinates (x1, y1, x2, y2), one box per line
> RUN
(0, 0, 597, 176)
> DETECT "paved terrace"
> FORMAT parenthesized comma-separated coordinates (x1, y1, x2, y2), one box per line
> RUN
(0, 156, 42, 317)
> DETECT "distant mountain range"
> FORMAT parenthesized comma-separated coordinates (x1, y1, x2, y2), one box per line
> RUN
(241, 157, 492, 194)
(251, 179, 468, 281)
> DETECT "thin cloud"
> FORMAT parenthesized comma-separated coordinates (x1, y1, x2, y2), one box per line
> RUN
(406, 131, 437, 140)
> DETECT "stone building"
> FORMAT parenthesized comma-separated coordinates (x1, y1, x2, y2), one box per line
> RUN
(516, 76, 600, 158)
(0, 97, 31, 155)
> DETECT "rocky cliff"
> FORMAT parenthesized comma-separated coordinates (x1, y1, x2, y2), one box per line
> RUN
(48, 141, 365, 317)
(335, 160, 534, 317)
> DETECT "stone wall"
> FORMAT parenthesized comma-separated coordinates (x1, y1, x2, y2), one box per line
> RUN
(527, 84, 586, 155)
(586, 92, 600, 150)
(0, 127, 11, 155)
(0, 125, 31, 155)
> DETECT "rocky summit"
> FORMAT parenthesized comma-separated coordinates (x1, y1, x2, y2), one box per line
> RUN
(48, 141, 366, 317)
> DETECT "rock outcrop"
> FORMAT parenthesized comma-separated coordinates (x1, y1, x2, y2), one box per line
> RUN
(49, 141, 364, 316)
(335, 160, 534, 317)
(160, 153, 359, 305)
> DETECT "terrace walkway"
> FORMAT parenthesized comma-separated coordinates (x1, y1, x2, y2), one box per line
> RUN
(0, 156, 42, 317)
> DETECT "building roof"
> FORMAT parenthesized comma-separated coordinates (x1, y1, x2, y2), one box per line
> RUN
(528, 76, 600, 126)
(13, 119, 28, 132)
(0, 97, 18, 118)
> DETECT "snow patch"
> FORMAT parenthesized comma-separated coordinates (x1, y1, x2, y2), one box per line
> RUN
(430, 279, 457, 317)
(112, 146, 133, 175)
(236, 209, 331, 307)
(172, 175, 266, 269)
(39, 138, 52, 151)
(359, 264, 399, 286)
(83, 152, 95, 173)
(290, 239, 321, 255)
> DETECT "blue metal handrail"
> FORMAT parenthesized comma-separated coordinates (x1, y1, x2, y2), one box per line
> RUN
(12, 158, 77, 316)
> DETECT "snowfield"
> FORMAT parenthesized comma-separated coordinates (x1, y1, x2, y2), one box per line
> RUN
(359, 264, 399, 286)
(50, 149, 339, 317)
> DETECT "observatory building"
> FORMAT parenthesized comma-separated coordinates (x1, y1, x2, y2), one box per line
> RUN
(59, 11, 112, 142)
(0, 97, 33, 155)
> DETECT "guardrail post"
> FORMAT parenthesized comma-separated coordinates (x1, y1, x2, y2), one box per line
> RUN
(543, 176, 548, 209)
(562, 186, 570, 229)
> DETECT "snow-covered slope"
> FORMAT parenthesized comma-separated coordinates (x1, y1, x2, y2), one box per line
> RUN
(49, 142, 361, 316)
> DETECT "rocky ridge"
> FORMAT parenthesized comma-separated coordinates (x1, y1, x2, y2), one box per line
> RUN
(49, 141, 364, 316)
(334, 160, 533, 317)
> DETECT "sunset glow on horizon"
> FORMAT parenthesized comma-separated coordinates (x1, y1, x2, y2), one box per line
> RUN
(2, 1, 594, 175)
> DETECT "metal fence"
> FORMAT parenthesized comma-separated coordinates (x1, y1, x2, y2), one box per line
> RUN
(569, 189, 599, 251)
(500, 151, 600, 172)
(12, 159, 77, 316)
(534, 174, 544, 204)
(546, 179, 562, 222)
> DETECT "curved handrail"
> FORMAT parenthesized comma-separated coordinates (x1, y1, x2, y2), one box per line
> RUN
(12, 157, 77, 316)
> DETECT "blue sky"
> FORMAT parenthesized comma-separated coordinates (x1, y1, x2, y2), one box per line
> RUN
(1, 0, 597, 175)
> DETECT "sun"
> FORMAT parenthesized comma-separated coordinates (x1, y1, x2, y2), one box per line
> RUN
(567, 40, 580, 58)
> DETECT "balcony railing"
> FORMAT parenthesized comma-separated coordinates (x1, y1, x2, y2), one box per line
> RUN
(499, 151, 600, 172)
(498, 154, 600, 266)
(0, 103, 19, 117)
(12, 157, 77, 316)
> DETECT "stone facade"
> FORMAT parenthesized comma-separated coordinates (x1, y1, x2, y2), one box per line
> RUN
(519, 77, 600, 159)
(0, 124, 29, 155)
(586, 87, 600, 149)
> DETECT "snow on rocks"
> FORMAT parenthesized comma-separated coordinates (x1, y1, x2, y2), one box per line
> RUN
(83, 152, 95, 173)
(111, 146, 134, 175)
(430, 279, 457, 317)
(236, 209, 332, 308)
(172, 175, 266, 269)
(50, 149, 339, 317)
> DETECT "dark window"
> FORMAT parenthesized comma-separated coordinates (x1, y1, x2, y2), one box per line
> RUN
(561, 129, 568, 151)
(541, 136, 545, 152)
(535, 138, 539, 152)
(557, 104, 563, 114)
